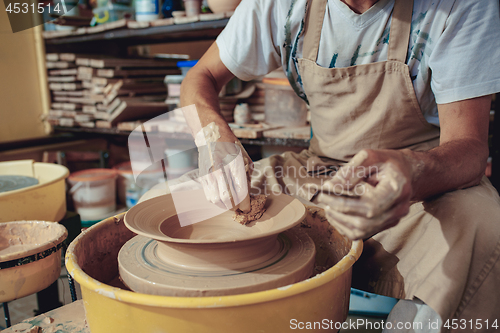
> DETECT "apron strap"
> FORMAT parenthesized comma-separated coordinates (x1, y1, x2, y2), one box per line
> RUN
(302, 0, 414, 64)
(387, 0, 414, 63)
(302, 0, 328, 62)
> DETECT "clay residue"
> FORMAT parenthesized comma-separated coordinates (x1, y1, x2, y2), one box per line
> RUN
(194, 122, 221, 147)
(233, 194, 267, 225)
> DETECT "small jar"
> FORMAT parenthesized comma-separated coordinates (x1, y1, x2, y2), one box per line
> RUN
(183, 0, 201, 16)
(234, 103, 251, 125)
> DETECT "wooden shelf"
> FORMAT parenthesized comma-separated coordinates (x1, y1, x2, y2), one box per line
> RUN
(52, 126, 310, 147)
(44, 19, 229, 47)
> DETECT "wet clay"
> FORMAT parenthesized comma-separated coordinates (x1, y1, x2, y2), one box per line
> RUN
(233, 194, 267, 225)
(194, 122, 221, 147)
(0, 222, 66, 259)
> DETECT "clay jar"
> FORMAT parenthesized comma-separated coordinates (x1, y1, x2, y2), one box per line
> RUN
(207, 0, 241, 13)
(183, 0, 201, 16)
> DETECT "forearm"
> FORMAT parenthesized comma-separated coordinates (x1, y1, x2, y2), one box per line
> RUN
(180, 64, 236, 143)
(403, 138, 488, 201)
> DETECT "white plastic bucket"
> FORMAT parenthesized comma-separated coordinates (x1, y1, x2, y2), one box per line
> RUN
(68, 169, 117, 221)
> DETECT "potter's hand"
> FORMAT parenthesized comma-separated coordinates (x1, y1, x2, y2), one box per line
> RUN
(196, 132, 253, 212)
(315, 149, 414, 240)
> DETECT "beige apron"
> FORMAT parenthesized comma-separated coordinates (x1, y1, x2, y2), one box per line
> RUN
(250, 0, 500, 329)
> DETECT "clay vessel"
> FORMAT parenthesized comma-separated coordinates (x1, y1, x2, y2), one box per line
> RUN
(207, 0, 241, 13)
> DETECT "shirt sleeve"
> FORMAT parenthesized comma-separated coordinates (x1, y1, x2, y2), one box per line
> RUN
(216, 0, 283, 81)
(429, 0, 500, 104)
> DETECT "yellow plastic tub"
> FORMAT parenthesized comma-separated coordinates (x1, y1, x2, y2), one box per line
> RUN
(0, 160, 69, 222)
(66, 208, 362, 333)
(0, 221, 67, 303)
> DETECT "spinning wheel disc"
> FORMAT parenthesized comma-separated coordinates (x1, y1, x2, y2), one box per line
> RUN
(118, 228, 316, 297)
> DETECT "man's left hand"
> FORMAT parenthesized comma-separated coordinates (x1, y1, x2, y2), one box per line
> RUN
(315, 149, 416, 240)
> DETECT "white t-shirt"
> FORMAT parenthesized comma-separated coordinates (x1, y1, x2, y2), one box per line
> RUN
(216, 0, 500, 126)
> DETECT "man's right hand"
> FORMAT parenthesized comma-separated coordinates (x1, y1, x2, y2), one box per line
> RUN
(197, 140, 252, 212)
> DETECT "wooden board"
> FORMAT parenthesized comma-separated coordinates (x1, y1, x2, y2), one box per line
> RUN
(75, 113, 94, 122)
(52, 90, 88, 97)
(77, 66, 96, 81)
(96, 97, 122, 113)
(127, 21, 150, 29)
(53, 96, 96, 105)
(49, 82, 83, 91)
(199, 12, 225, 21)
(117, 120, 145, 131)
(51, 103, 82, 110)
(174, 15, 200, 25)
(96, 120, 112, 128)
(83, 105, 97, 113)
(109, 101, 170, 125)
(59, 53, 78, 61)
(42, 29, 73, 39)
(46, 53, 59, 61)
(92, 76, 165, 86)
(47, 76, 77, 82)
(59, 117, 75, 127)
(76, 121, 96, 128)
(2, 300, 88, 333)
(150, 18, 174, 27)
(229, 123, 283, 139)
(49, 109, 77, 118)
(48, 68, 78, 76)
(96, 68, 180, 78)
(90, 57, 178, 69)
(46, 61, 76, 69)
(85, 19, 128, 34)
(263, 126, 311, 140)
(94, 111, 110, 120)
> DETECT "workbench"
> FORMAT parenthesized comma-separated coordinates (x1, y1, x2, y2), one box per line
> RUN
(2, 300, 88, 333)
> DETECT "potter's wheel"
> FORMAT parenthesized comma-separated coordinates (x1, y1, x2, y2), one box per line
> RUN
(120, 192, 316, 297)
(0, 175, 38, 193)
(118, 229, 315, 296)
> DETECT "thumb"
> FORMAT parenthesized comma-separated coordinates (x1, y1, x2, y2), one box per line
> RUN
(330, 149, 381, 188)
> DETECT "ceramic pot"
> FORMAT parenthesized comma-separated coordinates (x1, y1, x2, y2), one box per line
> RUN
(207, 0, 241, 13)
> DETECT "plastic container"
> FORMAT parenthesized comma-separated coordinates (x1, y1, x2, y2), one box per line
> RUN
(135, 0, 160, 21)
(67, 169, 117, 222)
(0, 221, 67, 302)
(164, 75, 184, 98)
(183, 0, 201, 16)
(263, 78, 308, 127)
(113, 161, 166, 207)
(176, 60, 198, 76)
(0, 160, 69, 223)
(92, 4, 134, 24)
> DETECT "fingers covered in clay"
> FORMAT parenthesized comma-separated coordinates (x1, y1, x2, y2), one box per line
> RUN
(317, 150, 414, 240)
(198, 139, 252, 212)
(317, 163, 407, 218)
(319, 199, 409, 240)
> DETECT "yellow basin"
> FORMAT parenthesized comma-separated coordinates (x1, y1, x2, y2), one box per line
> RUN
(0, 221, 68, 303)
(66, 209, 362, 333)
(0, 160, 69, 222)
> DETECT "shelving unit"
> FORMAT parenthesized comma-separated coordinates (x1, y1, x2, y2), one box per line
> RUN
(43, 17, 311, 151)
(51, 126, 310, 148)
(44, 19, 229, 55)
